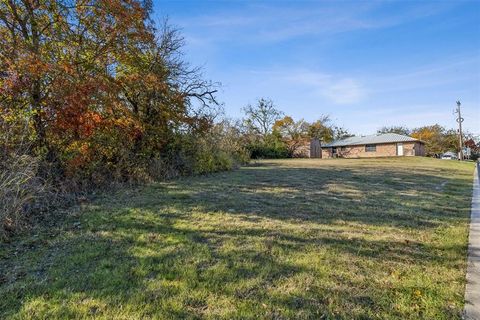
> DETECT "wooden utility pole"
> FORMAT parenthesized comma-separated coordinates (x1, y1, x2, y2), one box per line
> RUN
(455, 100, 464, 160)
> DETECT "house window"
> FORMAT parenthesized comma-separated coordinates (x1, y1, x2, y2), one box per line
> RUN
(341, 146, 347, 151)
(365, 144, 376, 152)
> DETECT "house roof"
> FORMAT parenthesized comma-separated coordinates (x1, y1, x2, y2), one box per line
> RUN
(322, 133, 421, 148)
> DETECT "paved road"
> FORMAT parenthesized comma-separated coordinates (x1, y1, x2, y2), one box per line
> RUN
(465, 162, 480, 320)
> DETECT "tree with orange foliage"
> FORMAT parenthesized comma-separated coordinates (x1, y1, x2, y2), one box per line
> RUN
(1, 1, 222, 183)
(273, 116, 309, 156)
(0, 0, 153, 158)
(411, 124, 460, 156)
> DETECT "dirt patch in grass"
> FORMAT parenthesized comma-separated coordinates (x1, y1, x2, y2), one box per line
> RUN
(0, 157, 475, 319)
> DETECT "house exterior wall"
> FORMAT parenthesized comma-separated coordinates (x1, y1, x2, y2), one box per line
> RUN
(321, 148, 331, 158)
(337, 143, 396, 158)
(403, 142, 414, 156)
(321, 142, 425, 158)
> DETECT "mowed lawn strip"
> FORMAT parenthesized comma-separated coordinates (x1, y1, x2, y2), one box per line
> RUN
(0, 158, 475, 319)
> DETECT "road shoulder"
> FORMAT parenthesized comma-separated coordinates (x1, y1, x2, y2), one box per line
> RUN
(465, 162, 480, 320)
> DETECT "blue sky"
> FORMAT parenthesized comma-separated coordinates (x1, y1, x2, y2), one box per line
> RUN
(153, 0, 480, 135)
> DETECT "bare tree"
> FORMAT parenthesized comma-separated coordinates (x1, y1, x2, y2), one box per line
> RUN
(156, 21, 220, 116)
(242, 98, 283, 137)
(333, 126, 354, 140)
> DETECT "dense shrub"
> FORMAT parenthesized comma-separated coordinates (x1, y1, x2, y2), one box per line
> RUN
(0, 117, 247, 238)
(0, 153, 39, 239)
(157, 121, 249, 176)
(246, 131, 290, 159)
(248, 144, 289, 159)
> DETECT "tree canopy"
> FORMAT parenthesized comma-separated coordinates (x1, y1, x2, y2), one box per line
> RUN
(411, 124, 459, 156)
(0, 0, 227, 182)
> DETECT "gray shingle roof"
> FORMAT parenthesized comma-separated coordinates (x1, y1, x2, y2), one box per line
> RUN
(322, 133, 421, 147)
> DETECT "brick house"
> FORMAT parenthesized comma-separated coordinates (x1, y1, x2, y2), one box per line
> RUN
(319, 133, 425, 158)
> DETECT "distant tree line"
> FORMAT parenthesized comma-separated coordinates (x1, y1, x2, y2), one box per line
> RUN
(237, 99, 480, 159)
(237, 102, 478, 159)
(377, 125, 477, 157)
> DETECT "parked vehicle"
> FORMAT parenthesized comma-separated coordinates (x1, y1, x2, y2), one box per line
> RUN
(441, 152, 458, 160)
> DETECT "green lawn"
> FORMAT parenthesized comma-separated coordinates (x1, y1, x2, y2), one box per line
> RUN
(0, 157, 475, 319)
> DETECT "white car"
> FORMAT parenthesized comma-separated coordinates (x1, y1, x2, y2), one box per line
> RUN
(441, 152, 458, 160)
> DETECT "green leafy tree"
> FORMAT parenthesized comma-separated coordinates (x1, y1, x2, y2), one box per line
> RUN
(443, 129, 461, 152)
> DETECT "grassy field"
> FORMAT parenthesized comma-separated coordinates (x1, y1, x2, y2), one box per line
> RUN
(0, 157, 475, 319)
